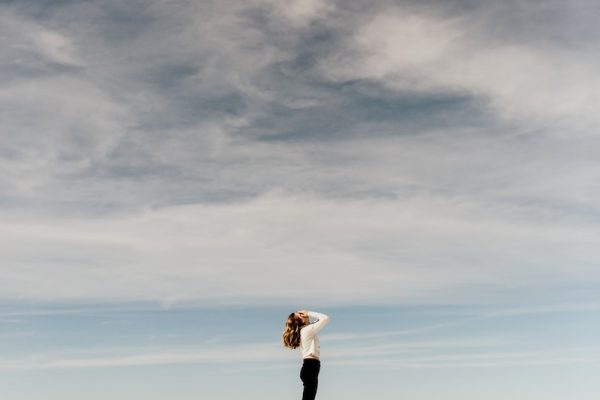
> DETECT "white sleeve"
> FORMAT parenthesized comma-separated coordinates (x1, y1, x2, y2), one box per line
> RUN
(303, 311, 330, 335)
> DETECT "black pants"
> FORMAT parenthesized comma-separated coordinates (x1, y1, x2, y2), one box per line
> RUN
(300, 358, 321, 400)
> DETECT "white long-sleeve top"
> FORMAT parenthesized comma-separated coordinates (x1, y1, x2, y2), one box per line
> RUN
(299, 311, 330, 360)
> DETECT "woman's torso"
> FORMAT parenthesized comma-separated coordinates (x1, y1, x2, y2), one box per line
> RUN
(300, 329, 321, 360)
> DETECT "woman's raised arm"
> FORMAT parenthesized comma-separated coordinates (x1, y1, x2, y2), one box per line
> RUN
(302, 311, 330, 335)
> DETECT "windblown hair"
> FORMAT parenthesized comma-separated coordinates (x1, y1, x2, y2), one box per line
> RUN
(282, 312, 306, 349)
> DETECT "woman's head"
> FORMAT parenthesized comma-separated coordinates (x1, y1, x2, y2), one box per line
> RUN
(282, 311, 308, 349)
(293, 309, 310, 325)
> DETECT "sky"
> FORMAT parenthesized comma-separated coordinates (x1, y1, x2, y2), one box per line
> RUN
(1, 0, 599, 399)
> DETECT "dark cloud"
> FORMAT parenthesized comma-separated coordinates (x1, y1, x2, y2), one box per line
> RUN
(1, 0, 598, 211)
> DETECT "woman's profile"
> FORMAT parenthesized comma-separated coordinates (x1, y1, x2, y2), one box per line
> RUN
(282, 309, 331, 400)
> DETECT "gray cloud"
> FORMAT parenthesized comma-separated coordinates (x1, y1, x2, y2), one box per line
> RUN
(1, 0, 599, 304)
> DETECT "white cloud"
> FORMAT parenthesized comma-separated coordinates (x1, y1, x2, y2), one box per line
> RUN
(1, 191, 598, 304)
(0, 8, 84, 68)
(319, 5, 600, 133)
(33, 29, 85, 67)
(265, 0, 336, 27)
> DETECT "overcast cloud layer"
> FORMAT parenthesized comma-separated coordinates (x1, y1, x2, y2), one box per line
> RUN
(1, 0, 599, 306)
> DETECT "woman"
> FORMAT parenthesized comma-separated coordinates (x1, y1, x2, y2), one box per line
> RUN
(282, 309, 331, 400)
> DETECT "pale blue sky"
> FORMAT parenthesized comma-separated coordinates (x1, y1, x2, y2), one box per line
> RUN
(0, 301, 599, 399)
(1, 0, 600, 399)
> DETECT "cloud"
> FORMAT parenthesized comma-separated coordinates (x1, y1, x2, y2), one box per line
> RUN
(259, 0, 336, 27)
(481, 301, 600, 318)
(0, 6, 131, 199)
(318, 3, 600, 133)
(0, 342, 285, 371)
(1, 191, 598, 304)
(2, 337, 597, 371)
(1, 1, 599, 306)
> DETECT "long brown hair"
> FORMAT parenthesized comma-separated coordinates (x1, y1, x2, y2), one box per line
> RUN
(282, 312, 306, 349)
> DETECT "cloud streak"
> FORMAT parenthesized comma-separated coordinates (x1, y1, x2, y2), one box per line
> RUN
(2, 339, 597, 371)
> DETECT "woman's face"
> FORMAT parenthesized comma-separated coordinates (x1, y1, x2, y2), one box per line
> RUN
(295, 311, 309, 325)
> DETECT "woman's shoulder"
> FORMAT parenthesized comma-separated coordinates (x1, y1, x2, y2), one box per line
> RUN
(300, 324, 314, 335)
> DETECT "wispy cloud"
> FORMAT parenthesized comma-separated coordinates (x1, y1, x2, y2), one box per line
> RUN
(326, 348, 600, 369)
(320, 323, 452, 341)
(480, 301, 600, 318)
(0, 342, 285, 371)
(2, 339, 597, 371)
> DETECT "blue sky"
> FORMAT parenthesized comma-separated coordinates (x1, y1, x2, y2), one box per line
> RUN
(1, 0, 600, 399)
(1, 302, 599, 399)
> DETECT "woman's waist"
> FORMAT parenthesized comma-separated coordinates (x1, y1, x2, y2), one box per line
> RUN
(302, 357, 320, 363)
